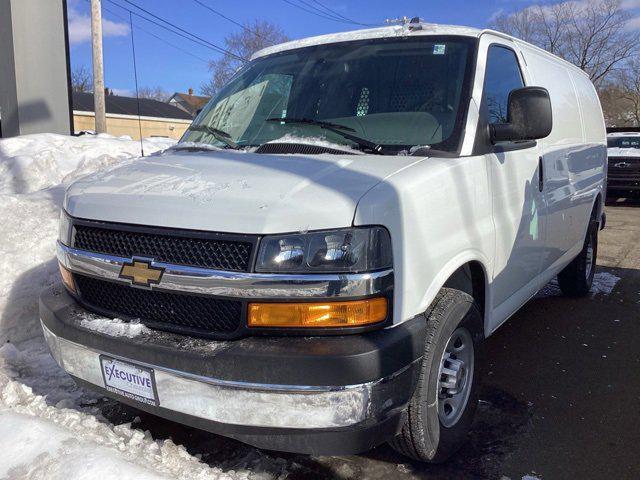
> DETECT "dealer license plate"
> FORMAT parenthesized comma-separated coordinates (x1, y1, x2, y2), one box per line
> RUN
(100, 356, 158, 406)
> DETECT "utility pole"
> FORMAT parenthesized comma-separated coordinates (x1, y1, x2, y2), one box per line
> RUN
(91, 0, 107, 133)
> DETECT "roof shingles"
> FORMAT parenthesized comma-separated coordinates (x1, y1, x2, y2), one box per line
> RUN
(72, 92, 192, 120)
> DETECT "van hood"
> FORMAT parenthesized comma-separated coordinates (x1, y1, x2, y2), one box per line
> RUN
(65, 149, 422, 234)
(608, 147, 640, 158)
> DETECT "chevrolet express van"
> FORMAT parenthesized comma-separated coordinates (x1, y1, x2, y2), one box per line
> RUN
(41, 21, 607, 461)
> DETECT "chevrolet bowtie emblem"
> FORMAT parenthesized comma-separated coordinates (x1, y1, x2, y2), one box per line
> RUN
(119, 259, 164, 287)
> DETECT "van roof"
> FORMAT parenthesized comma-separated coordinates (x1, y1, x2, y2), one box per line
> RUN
(251, 23, 592, 79)
(252, 24, 484, 60)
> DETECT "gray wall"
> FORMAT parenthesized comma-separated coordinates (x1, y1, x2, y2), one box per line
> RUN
(0, 0, 72, 137)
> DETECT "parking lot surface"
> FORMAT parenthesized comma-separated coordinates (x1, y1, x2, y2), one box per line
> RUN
(101, 197, 640, 480)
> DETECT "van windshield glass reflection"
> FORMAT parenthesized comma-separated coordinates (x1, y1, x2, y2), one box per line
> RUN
(180, 37, 475, 155)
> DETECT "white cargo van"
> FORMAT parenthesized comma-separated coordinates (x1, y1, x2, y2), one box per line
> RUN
(42, 20, 607, 461)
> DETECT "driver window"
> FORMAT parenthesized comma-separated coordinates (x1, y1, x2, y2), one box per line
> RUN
(483, 46, 524, 124)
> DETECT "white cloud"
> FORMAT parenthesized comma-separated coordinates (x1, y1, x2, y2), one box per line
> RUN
(110, 88, 133, 97)
(626, 15, 640, 30)
(621, 0, 640, 9)
(67, 7, 129, 46)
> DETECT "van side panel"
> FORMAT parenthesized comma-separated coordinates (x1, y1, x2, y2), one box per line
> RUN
(570, 69, 607, 234)
(516, 42, 606, 276)
(353, 155, 495, 328)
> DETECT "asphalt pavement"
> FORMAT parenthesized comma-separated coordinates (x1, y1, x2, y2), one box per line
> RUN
(100, 195, 640, 480)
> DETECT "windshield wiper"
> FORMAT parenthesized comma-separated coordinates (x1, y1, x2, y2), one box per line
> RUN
(186, 125, 241, 150)
(266, 117, 384, 154)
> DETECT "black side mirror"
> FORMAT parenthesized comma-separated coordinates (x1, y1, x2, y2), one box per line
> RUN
(490, 86, 552, 143)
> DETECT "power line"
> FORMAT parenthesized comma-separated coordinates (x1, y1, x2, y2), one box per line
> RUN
(99, 2, 209, 64)
(190, 0, 266, 39)
(105, 0, 229, 56)
(283, 0, 352, 24)
(117, 0, 246, 61)
(308, 0, 374, 27)
(283, 0, 375, 27)
(128, 12, 145, 156)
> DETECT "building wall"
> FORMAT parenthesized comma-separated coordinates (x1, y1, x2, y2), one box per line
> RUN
(74, 113, 190, 140)
(0, 0, 72, 137)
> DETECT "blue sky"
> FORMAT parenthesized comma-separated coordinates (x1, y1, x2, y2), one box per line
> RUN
(67, 0, 640, 96)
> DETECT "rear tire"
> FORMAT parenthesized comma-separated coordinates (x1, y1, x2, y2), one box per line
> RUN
(389, 288, 483, 463)
(557, 213, 598, 297)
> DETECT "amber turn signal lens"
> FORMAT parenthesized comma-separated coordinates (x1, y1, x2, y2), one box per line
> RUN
(248, 297, 387, 328)
(58, 262, 76, 293)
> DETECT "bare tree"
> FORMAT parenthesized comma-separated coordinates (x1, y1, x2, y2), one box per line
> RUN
(490, 0, 640, 85)
(201, 21, 288, 96)
(617, 60, 640, 126)
(71, 65, 93, 93)
(138, 86, 170, 102)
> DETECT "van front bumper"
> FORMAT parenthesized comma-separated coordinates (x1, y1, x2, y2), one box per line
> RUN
(39, 286, 425, 455)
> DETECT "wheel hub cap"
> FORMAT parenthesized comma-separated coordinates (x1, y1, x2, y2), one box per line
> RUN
(585, 236, 594, 279)
(438, 327, 474, 428)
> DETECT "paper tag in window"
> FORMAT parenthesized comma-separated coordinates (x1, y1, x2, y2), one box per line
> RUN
(433, 44, 446, 55)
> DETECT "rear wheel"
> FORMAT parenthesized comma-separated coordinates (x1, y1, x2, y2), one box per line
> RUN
(557, 212, 598, 297)
(390, 288, 483, 463)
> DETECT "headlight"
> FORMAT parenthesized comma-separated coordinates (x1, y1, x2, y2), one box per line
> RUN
(255, 227, 392, 273)
(59, 210, 72, 246)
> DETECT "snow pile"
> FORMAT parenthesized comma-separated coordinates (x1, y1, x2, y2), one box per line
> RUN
(536, 271, 621, 298)
(0, 133, 174, 195)
(0, 133, 174, 344)
(265, 134, 363, 154)
(80, 315, 151, 339)
(0, 341, 240, 479)
(0, 133, 263, 479)
(588, 272, 621, 295)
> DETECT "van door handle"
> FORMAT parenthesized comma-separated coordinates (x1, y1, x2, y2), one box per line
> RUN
(538, 156, 544, 192)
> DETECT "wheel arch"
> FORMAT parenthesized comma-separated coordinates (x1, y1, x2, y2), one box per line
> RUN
(592, 192, 604, 225)
(418, 252, 491, 338)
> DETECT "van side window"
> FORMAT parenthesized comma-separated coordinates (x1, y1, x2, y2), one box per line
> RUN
(483, 46, 524, 124)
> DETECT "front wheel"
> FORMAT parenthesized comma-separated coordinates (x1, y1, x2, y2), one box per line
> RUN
(389, 288, 483, 463)
(557, 215, 598, 297)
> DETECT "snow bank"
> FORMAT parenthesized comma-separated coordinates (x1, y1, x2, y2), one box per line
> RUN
(0, 133, 174, 344)
(0, 133, 174, 195)
(0, 133, 282, 479)
(0, 340, 240, 479)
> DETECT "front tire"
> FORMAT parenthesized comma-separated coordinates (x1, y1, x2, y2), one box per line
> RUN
(390, 288, 483, 463)
(557, 214, 598, 297)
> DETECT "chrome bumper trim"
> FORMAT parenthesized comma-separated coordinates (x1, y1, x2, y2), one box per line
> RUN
(57, 242, 393, 299)
(41, 321, 414, 429)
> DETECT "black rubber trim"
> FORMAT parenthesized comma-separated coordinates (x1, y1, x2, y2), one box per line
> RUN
(40, 286, 426, 386)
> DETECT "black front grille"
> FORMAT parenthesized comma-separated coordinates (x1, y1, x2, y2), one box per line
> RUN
(73, 224, 253, 272)
(75, 275, 243, 337)
(608, 157, 640, 175)
(256, 142, 356, 156)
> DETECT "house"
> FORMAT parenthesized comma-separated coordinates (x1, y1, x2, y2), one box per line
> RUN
(72, 92, 193, 140)
(168, 88, 210, 117)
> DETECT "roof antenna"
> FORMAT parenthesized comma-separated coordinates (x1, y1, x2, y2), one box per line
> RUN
(129, 12, 144, 157)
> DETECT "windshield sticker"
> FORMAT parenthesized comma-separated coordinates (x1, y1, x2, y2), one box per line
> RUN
(433, 44, 446, 55)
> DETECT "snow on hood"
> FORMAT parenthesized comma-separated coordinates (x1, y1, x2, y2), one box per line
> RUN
(65, 149, 422, 234)
(261, 134, 363, 154)
(608, 147, 640, 158)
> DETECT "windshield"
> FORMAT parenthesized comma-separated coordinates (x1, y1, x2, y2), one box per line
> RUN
(608, 136, 640, 149)
(180, 36, 476, 155)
